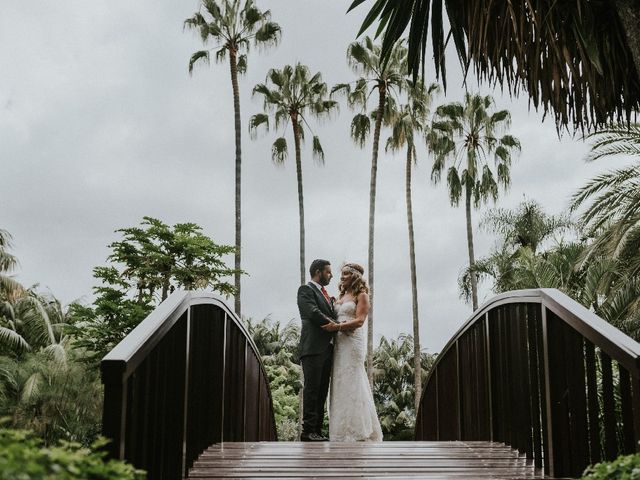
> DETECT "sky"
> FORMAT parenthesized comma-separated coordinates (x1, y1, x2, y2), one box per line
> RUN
(1, 1, 621, 354)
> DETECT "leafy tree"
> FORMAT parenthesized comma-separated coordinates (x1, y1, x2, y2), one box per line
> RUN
(332, 37, 407, 384)
(250, 64, 338, 285)
(185, 0, 281, 316)
(428, 92, 520, 310)
(70, 217, 237, 364)
(349, 0, 640, 131)
(385, 81, 439, 411)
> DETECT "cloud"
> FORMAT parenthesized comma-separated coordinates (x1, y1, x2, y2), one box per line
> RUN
(1, 0, 614, 352)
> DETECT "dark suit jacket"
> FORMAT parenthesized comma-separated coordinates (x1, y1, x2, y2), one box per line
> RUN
(297, 283, 337, 358)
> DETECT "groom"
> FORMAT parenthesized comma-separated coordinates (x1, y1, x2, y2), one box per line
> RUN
(297, 259, 337, 441)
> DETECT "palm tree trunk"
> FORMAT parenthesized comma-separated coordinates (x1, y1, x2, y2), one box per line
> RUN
(292, 114, 306, 286)
(614, 0, 640, 78)
(229, 49, 242, 316)
(406, 146, 421, 411)
(465, 185, 479, 310)
(367, 83, 386, 387)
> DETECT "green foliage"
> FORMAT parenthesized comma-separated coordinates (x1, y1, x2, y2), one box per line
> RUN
(373, 334, 436, 440)
(0, 428, 145, 479)
(244, 316, 301, 440)
(69, 217, 237, 364)
(0, 352, 102, 446)
(582, 453, 640, 479)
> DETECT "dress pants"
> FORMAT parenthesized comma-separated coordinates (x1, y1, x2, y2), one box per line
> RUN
(301, 345, 333, 435)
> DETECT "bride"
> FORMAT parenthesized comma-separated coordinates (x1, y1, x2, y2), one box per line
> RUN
(321, 263, 383, 442)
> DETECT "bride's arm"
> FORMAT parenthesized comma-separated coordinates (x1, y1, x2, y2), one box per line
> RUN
(322, 293, 369, 332)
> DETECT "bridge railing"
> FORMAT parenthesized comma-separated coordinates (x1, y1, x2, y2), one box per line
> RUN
(415, 288, 640, 478)
(101, 291, 277, 479)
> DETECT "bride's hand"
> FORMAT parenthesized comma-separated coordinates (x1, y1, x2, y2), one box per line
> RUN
(321, 322, 339, 332)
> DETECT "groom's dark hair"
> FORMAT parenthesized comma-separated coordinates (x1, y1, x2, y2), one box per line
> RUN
(309, 259, 330, 278)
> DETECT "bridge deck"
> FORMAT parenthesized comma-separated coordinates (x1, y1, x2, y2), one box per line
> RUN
(188, 441, 549, 479)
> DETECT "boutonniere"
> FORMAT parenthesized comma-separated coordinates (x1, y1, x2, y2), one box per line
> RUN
(330, 296, 336, 305)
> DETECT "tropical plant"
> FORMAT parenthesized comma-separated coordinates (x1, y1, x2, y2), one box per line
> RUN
(69, 217, 237, 364)
(428, 92, 520, 310)
(482, 200, 573, 254)
(185, 0, 281, 316)
(571, 124, 640, 279)
(385, 81, 439, 410)
(0, 230, 21, 300)
(0, 291, 69, 359)
(0, 428, 145, 479)
(569, 123, 640, 338)
(250, 63, 338, 285)
(332, 37, 407, 384)
(372, 334, 437, 440)
(348, 0, 640, 131)
(0, 350, 102, 446)
(243, 316, 301, 440)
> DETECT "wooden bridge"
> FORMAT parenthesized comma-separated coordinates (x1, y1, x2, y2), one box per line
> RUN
(101, 289, 640, 479)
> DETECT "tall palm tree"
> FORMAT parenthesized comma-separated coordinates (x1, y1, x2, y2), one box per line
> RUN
(348, 0, 640, 132)
(332, 37, 407, 384)
(185, 0, 281, 316)
(385, 81, 439, 411)
(250, 64, 338, 285)
(428, 93, 520, 310)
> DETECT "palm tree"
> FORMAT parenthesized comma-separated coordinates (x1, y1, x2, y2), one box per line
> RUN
(571, 124, 640, 278)
(250, 64, 338, 285)
(332, 37, 407, 384)
(482, 200, 573, 254)
(459, 200, 574, 301)
(385, 81, 439, 411)
(348, 0, 640, 132)
(0, 230, 21, 299)
(428, 93, 520, 310)
(185, 0, 281, 316)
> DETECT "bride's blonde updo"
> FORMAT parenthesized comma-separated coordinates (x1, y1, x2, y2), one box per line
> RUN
(338, 262, 369, 298)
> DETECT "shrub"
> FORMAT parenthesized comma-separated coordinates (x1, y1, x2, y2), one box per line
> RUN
(582, 453, 640, 479)
(0, 428, 145, 479)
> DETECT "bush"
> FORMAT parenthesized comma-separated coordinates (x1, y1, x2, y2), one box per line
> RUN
(0, 428, 145, 479)
(582, 453, 640, 479)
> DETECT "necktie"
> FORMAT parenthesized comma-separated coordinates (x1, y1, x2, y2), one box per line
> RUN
(320, 286, 331, 303)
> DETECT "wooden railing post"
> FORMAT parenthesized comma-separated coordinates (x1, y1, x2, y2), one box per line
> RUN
(180, 306, 192, 478)
(101, 363, 127, 460)
(540, 305, 555, 477)
(484, 313, 493, 442)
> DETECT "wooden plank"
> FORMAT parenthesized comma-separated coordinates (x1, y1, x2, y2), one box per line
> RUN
(189, 441, 548, 479)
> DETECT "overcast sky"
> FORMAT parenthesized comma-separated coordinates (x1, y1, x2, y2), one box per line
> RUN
(2, 1, 623, 354)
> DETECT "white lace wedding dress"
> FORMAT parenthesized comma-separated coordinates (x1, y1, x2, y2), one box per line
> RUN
(329, 300, 383, 442)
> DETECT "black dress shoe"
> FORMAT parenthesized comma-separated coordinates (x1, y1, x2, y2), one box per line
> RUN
(300, 432, 328, 442)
